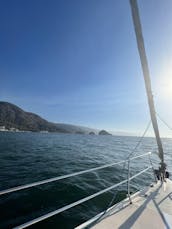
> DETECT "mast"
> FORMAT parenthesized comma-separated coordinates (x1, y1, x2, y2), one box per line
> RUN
(129, 0, 165, 170)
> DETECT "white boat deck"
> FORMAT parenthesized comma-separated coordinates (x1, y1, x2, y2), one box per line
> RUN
(76, 179, 172, 229)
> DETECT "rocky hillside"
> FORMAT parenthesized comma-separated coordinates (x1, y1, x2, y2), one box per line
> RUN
(0, 102, 98, 134)
(0, 102, 64, 132)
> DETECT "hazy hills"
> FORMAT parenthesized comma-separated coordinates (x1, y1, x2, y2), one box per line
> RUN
(0, 101, 111, 135)
(0, 101, 63, 132)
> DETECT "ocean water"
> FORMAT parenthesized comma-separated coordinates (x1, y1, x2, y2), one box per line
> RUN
(0, 132, 171, 229)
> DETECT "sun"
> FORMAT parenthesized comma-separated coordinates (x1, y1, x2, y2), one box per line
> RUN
(154, 62, 172, 100)
(161, 76, 172, 98)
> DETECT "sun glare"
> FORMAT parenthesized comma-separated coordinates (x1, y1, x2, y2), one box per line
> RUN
(154, 63, 172, 99)
(161, 77, 172, 98)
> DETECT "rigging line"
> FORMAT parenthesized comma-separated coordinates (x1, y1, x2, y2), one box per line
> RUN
(109, 120, 151, 204)
(88, 120, 151, 227)
(156, 113, 172, 132)
(127, 120, 151, 160)
(113, 120, 151, 196)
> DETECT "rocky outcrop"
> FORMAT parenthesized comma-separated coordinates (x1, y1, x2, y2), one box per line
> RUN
(98, 130, 112, 135)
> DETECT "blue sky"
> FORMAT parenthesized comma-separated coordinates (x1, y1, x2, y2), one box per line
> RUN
(1, 0, 172, 136)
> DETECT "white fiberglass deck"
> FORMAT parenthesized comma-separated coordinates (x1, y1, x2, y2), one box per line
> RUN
(77, 179, 172, 229)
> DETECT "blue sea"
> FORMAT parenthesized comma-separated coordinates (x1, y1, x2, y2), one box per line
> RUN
(0, 132, 171, 229)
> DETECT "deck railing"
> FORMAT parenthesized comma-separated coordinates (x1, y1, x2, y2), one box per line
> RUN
(0, 152, 153, 229)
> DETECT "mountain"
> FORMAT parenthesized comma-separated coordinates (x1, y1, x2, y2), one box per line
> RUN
(0, 101, 62, 132)
(54, 123, 98, 134)
(0, 101, 97, 134)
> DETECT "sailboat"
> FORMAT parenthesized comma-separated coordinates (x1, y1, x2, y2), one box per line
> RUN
(0, 0, 171, 228)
